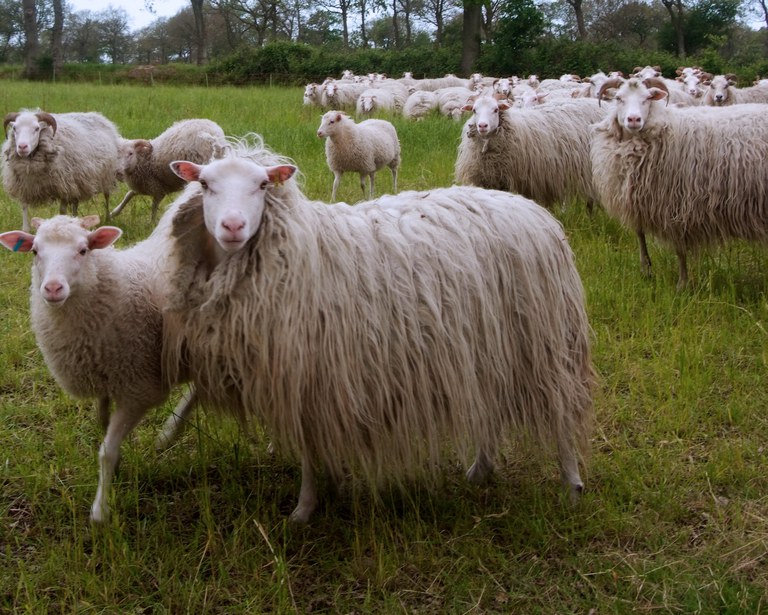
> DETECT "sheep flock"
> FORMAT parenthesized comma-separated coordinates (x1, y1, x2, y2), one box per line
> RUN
(2, 62, 768, 525)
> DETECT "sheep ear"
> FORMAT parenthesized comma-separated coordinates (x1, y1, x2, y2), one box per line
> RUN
(0, 230, 35, 253)
(498, 100, 511, 110)
(135, 140, 153, 154)
(88, 226, 122, 250)
(648, 88, 668, 102)
(170, 161, 202, 182)
(267, 165, 297, 186)
(31, 217, 44, 230)
(80, 215, 101, 229)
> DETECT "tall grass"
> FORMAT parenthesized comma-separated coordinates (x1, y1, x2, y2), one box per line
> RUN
(1, 82, 767, 613)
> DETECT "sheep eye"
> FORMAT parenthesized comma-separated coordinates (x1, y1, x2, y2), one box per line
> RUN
(31, 248, 37, 256)
(199, 179, 208, 189)
(79, 248, 87, 256)
(260, 180, 269, 190)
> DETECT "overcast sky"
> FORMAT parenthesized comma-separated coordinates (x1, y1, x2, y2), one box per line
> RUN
(67, 0, 190, 31)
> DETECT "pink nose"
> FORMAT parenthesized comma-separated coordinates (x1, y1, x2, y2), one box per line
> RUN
(477, 122, 488, 131)
(221, 218, 245, 233)
(17, 143, 29, 155)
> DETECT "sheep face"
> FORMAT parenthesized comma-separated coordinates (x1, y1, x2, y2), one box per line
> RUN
(612, 79, 668, 132)
(680, 74, 703, 97)
(706, 75, 735, 105)
(4, 112, 55, 158)
(0, 215, 122, 304)
(465, 96, 511, 137)
(116, 139, 152, 180)
(303, 83, 318, 105)
(317, 111, 347, 139)
(170, 158, 297, 253)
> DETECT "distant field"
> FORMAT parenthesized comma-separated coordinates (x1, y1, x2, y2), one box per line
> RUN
(0, 82, 766, 613)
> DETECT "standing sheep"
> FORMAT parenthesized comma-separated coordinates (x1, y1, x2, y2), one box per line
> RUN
(700, 74, 768, 106)
(112, 118, 227, 222)
(591, 76, 768, 288)
(2, 109, 121, 232)
(317, 110, 400, 201)
(455, 94, 608, 213)
(0, 208, 195, 522)
(163, 154, 595, 524)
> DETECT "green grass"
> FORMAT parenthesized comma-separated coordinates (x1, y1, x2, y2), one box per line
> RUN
(1, 82, 767, 614)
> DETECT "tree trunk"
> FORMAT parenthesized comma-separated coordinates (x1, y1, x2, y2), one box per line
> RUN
(21, 0, 39, 79)
(52, 0, 64, 78)
(661, 0, 686, 58)
(190, 0, 208, 65)
(460, 1, 482, 75)
(567, 0, 587, 39)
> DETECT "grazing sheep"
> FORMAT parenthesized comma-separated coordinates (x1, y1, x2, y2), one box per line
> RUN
(2, 109, 121, 232)
(402, 90, 438, 120)
(321, 80, 368, 109)
(434, 86, 479, 120)
(163, 153, 595, 524)
(0, 209, 195, 522)
(455, 94, 607, 213)
(112, 118, 227, 222)
(317, 110, 400, 201)
(701, 74, 768, 106)
(591, 76, 768, 288)
(356, 87, 397, 116)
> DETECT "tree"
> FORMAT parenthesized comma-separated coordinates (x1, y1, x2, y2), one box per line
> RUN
(21, 0, 38, 77)
(98, 7, 132, 64)
(488, 0, 545, 72)
(190, 0, 207, 64)
(660, 0, 686, 56)
(419, 0, 460, 45)
(461, 0, 483, 74)
(566, 0, 588, 39)
(51, 0, 63, 75)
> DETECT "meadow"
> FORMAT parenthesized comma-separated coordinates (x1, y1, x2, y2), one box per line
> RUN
(0, 81, 767, 614)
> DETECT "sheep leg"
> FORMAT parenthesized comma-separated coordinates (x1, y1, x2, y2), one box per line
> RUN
(97, 396, 111, 432)
(154, 386, 198, 452)
(21, 204, 30, 233)
(358, 173, 368, 199)
(557, 440, 584, 504)
(150, 196, 162, 224)
(368, 173, 376, 199)
(110, 190, 136, 219)
(90, 401, 149, 523)
(676, 248, 689, 291)
(390, 166, 398, 194)
(466, 445, 495, 483)
(637, 230, 652, 277)
(331, 172, 342, 202)
(289, 453, 318, 524)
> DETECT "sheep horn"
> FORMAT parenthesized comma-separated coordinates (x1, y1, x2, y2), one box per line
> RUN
(36, 112, 57, 136)
(596, 77, 623, 106)
(3, 112, 19, 135)
(643, 77, 670, 106)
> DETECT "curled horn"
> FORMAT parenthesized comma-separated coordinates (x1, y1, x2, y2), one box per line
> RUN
(596, 77, 623, 106)
(3, 112, 19, 136)
(643, 77, 670, 106)
(36, 111, 57, 136)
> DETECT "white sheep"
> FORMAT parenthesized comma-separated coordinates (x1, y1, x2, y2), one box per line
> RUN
(402, 90, 439, 120)
(163, 153, 595, 524)
(321, 80, 368, 109)
(455, 94, 607, 213)
(591, 76, 768, 288)
(0, 209, 195, 522)
(111, 118, 227, 222)
(355, 87, 397, 116)
(434, 86, 478, 120)
(701, 74, 768, 106)
(302, 82, 323, 106)
(316, 110, 400, 201)
(2, 109, 121, 232)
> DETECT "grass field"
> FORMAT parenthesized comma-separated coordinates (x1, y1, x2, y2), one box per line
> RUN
(1, 81, 767, 614)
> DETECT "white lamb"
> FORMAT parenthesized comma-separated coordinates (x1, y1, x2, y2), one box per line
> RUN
(316, 110, 400, 201)
(0, 208, 195, 522)
(112, 118, 227, 222)
(2, 109, 121, 232)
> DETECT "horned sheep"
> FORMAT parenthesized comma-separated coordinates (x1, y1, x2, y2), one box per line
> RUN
(2, 109, 121, 232)
(112, 118, 227, 222)
(317, 110, 400, 201)
(0, 207, 195, 523)
(590, 76, 768, 288)
(455, 94, 608, 213)
(162, 150, 595, 524)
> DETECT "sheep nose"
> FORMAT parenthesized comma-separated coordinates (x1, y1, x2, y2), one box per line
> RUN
(17, 143, 29, 155)
(477, 122, 488, 131)
(625, 115, 642, 129)
(222, 218, 245, 233)
(42, 281, 66, 302)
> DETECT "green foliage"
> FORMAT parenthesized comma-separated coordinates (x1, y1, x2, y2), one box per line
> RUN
(484, 0, 546, 74)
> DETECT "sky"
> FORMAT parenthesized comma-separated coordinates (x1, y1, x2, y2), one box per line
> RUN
(67, 0, 191, 31)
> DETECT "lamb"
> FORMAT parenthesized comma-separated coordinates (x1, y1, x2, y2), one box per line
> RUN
(455, 94, 608, 213)
(0, 208, 195, 523)
(111, 118, 227, 222)
(163, 152, 595, 524)
(317, 110, 400, 201)
(2, 109, 121, 232)
(701, 74, 768, 106)
(590, 76, 768, 288)
(402, 89, 438, 120)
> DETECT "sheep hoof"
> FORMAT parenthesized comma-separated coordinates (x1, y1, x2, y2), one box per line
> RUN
(288, 505, 313, 525)
(466, 460, 493, 484)
(566, 482, 584, 505)
(90, 503, 109, 524)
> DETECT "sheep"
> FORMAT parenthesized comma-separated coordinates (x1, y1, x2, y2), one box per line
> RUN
(316, 110, 400, 201)
(402, 89, 438, 120)
(111, 118, 227, 222)
(2, 109, 121, 232)
(0, 208, 196, 523)
(455, 94, 608, 213)
(162, 153, 596, 524)
(355, 87, 397, 116)
(701, 74, 768, 106)
(303, 82, 323, 106)
(590, 76, 768, 289)
(321, 80, 368, 109)
(434, 86, 479, 120)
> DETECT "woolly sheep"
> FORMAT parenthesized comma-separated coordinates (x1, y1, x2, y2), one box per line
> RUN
(317, 110, 400, 201)
(356, 87, 397, 115)
(0, 208, 195, 523)
(434, 86, 478, 120)
(321, 80, 368, 109)
(591, 76, 768, 288)
(402, 90, 439, 120)
(112, 118, 227, 222)
(303, 82, 323, 106)
(701, 74, 768, 106)
(455, 94, 608, 213)
(2, 109, 121, 232)
(162, 153, 595, 524)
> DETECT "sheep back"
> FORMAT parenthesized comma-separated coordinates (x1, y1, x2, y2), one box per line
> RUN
(165, 186, 594, 486)
(325, 117, 400, 175)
